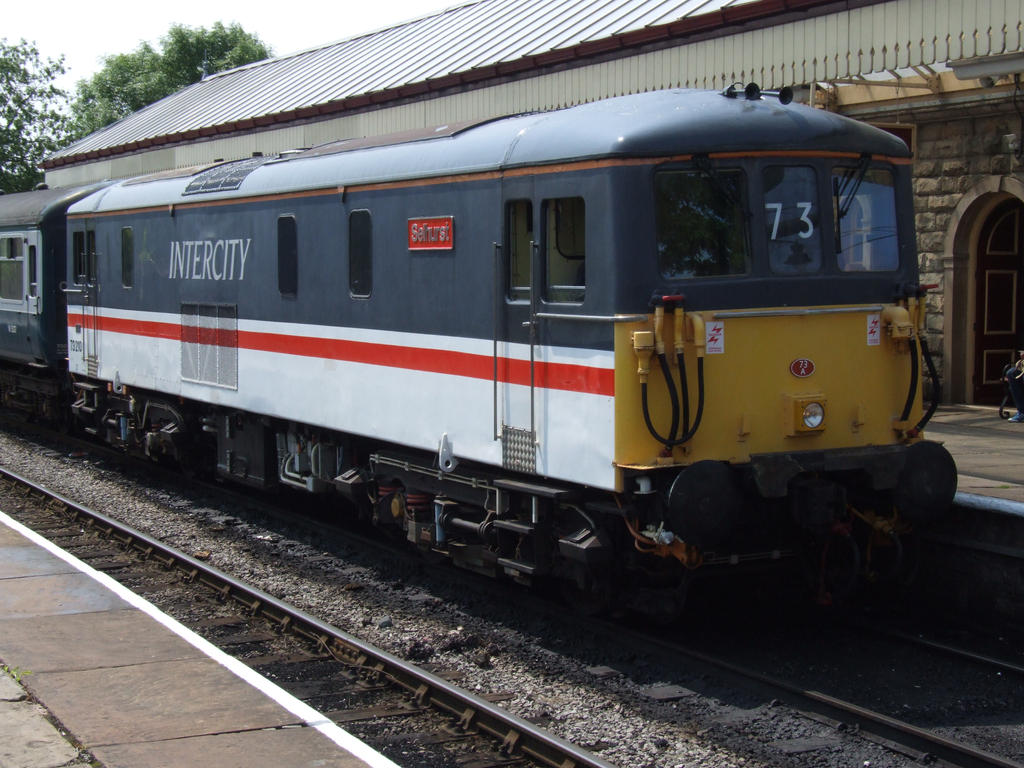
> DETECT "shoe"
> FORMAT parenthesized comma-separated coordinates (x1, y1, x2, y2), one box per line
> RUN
(1010, 413, 1024, 423)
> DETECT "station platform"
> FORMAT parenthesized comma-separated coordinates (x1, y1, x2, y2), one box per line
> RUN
(924, 404, 1024, 504)
(0, 512, 399, 768)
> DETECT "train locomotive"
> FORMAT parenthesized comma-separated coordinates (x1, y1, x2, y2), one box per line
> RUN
(6, 86, 958, 614)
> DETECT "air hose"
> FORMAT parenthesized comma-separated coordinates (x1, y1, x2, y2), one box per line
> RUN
(640, 357, 705, 447)
(679, 356, 691, 435)
(911, 336, 940, 435)
(898, 337, 919, 423)
(638, 298, 704, 448)
(658, 352, 680, 443)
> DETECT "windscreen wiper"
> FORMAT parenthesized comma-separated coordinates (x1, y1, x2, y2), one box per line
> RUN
(694, 154, 750, 220)
(834, 153, 871, 251)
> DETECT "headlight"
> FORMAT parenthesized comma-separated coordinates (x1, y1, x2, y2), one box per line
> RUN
(801, 402, 825, 429)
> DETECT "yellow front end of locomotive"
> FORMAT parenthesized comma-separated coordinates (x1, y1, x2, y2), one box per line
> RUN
(613, 301, 925, 474)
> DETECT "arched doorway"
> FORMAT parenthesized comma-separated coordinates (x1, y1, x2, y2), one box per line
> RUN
(973, 198, 1024, 403)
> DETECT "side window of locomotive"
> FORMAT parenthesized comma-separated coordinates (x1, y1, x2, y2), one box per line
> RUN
(506, 200, 532, 301)
(655, 170, 749, 278)
(72, 231, 86, 284)
(349, 210, 372, 298)
(764, 166, 821, 275)
(832, 166, 899, 272)
(73, 230, 97, 284)
(544, 197, 585, 303)
(277, 215, 298, 296)
(121, 227, 134, 288)
(0, 237, 24, 301)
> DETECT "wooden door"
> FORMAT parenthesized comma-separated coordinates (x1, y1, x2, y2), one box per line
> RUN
(973, 199, 1024, 403)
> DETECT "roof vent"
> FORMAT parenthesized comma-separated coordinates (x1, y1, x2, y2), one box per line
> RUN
(183, 156, 270, 196)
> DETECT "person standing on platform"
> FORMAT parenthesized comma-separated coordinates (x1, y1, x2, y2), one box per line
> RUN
(1006, 350, 1024, 422)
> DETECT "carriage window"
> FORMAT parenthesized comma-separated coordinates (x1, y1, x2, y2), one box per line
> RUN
(277, 216, 297, 296)
(29, 245, 37, 296)
(506, 200, 532, 300)
(544, 197, 585, 302)
(0, 237, 24, 300)
(655, 170, 749, 278)
(764, 166, 821, 275)
(349, 210, 372, 298)
(833, 166, 899, 272)
(121, 228, 134, 288)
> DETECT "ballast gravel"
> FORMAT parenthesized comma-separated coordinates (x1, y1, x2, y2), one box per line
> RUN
(0, 429, 945, 768)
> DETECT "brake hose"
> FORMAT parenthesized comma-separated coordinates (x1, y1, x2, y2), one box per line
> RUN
(912, 336, 940, 434)
(658, 352, 680, 443)
(640, 357, 705, 447)
(899, 337, 919, 423)
(678, 351, 691, 435)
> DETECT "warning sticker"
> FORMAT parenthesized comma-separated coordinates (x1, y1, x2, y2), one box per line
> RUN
(706, 320, 725, 354)
(866, 313, 881, 346)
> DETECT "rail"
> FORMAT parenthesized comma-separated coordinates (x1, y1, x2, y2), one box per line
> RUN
(624, 620, 1024, 768)
(0, 465, 618, 768)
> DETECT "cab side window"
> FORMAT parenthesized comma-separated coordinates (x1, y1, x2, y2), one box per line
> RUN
(506, 200, 532, 301)
(544, 197, 585, 302)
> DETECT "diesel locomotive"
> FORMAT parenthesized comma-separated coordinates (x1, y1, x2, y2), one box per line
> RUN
(6, 86, 958, 613)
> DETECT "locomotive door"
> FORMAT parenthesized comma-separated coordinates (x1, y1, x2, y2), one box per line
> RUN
(973, 199, 1024, 403)
(68, 224, 99, 377)
(494, 181, 538, 472)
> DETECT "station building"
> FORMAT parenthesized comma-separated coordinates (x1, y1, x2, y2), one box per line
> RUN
(43, 0, 1024, 404)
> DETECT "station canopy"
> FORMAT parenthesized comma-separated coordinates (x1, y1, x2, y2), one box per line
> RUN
(45, 0, 1024, 173)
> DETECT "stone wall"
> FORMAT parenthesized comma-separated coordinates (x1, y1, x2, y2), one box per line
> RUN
(910, 107, 1022, 392)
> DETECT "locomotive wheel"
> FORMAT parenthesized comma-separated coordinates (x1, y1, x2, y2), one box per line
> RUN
(863, 529, 903, 584)
(895, 533, 920, 586)
(559, 566, 612, 617)
(801, 527, 860, 606)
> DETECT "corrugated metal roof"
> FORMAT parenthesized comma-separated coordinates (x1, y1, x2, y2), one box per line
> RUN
(46, 0, 1024, 169)
(47, 0, 818, 165)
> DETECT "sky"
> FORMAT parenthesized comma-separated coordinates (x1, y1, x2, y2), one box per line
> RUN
(5, 0, 463, 95)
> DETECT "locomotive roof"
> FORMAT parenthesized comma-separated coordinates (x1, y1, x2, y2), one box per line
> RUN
(0, 183, 110, 227)
(71, 89, 909, 214)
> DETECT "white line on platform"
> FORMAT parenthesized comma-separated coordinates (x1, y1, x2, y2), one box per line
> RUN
(0, 510, 402, 768)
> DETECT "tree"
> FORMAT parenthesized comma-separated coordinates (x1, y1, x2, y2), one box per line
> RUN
(0, 39, 71, 193)
(70, 22, 271, 138)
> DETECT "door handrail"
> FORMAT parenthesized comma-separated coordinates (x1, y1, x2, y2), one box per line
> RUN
(492, 242, 501, 441)
(532, 312, 648, 323)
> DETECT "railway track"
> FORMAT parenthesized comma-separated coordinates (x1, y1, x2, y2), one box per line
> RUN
(0, 464, 618, 768)
(627, 622, 1024, 768)
(3, 420, 1024, 768)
